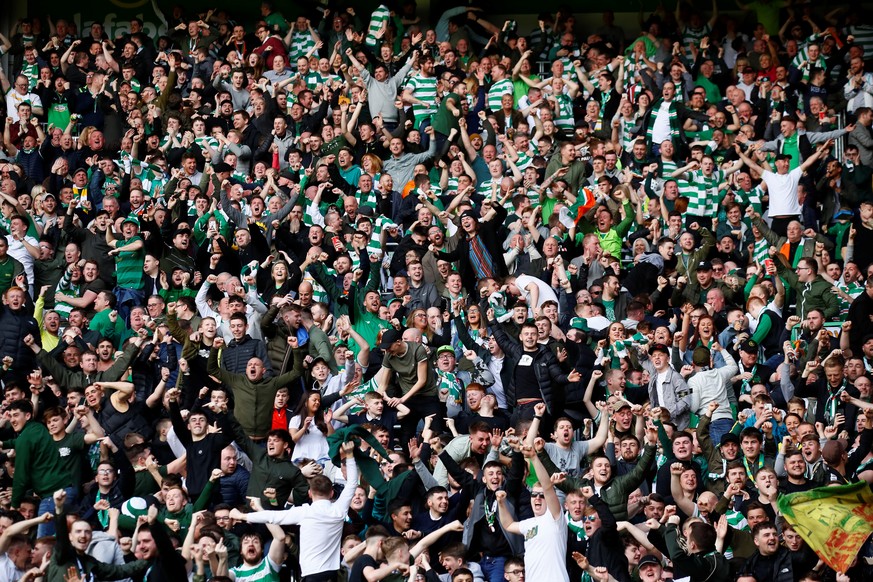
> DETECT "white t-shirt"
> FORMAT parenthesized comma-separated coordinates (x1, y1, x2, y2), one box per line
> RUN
(517, 510, 570, 582)
(516, 274, 559, 313)
(6, 234, 37, 283)
(762, 168, 803, 217)
(288, 414, 329, 463)
(651, 100, 674, 144)
(5, 89, 43, 122)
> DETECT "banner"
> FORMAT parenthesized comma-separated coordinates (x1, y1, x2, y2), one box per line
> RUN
(776, 481, 873, 573)
(32, 0, 170, 40)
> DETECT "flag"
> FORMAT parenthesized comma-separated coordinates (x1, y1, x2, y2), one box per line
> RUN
(571, 187, 597, 222)
(775, 481, 873, 573)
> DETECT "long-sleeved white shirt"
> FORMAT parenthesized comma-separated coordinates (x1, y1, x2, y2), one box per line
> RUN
(245, 459, 358, 577)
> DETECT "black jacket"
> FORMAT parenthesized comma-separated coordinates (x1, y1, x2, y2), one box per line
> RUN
(488, 318, 576, 414)
(583, 495, 631, 582)
(435, 206, 509, 297)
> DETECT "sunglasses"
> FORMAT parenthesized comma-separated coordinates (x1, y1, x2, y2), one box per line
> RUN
(530, 491, 545, 499)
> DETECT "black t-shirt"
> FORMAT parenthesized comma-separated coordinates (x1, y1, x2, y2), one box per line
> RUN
(349, 554, 380, 582)
(514, 350, 540, 400)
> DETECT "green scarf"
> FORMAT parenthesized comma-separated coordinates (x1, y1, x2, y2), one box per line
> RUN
(646, 98, 681, 145)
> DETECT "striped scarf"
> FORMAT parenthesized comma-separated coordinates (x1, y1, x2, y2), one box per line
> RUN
(468, 234, 495, 279)
(645, 98, 681, 144)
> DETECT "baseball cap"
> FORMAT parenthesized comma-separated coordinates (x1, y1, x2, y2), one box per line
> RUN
(650, 343, 670, 355)
(737, 339, 759, 354)
(638, 555, 661, 569)
(697, 260, 712, 271)
(774, 153, 792, 162)
(436, 345, 456, 356)
(569, 317, 590, 332)
(310, 356, 330, 368)
(720, 432, 740, 447)
(822, 439, 848, 465)
(378, 328, 403, 350)
(121, 215, 140, 228)
(614, 399, 632, 411)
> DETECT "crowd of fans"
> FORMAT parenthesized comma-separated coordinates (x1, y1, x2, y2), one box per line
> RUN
(1, 1, 873, 581)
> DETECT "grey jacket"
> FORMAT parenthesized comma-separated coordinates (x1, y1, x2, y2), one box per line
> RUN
(640, 349, 692, 430)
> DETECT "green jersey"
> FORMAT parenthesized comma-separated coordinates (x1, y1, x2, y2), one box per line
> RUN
(406, 74, 438, 124)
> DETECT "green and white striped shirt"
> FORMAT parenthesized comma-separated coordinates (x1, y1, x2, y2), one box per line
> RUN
(230, 556, 280, 582)
(486, 78, 514, 112)
(289, 31, 316, 63)
(406, 74, 438, 123)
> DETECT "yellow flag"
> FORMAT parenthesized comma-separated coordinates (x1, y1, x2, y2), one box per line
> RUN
(776, 481, 873, 573)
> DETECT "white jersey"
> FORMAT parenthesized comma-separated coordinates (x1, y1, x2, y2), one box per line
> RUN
(517, 510, 570, 582)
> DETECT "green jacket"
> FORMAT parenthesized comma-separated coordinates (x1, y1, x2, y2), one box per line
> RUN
(675, 228, 716, 279)
(541, 443, 657, 521)
(229, 413, 310, 507)
(7, 421, 70, 506)
(207, 346, 304, 438)
(36, 342, 139, 390)
(774, 260, 840, 320)
(46, 508, 149, 582)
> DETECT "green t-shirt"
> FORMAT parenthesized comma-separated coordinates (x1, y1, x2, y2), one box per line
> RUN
(431, 92, 461, 136)
(54, 431, 86, 491)
(115, 235, 145, 289)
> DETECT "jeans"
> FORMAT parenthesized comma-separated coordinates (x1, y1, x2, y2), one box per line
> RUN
(114, 286, 144, 326)
(709, 418, 735, 447)
(480, 555, 507, 582)
(37, 487, 77, 537)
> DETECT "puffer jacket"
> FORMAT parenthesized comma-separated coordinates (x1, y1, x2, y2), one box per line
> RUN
(489, 318, 576, 414)
(221, 334, 272, 376)
(0, 301, 40, 381)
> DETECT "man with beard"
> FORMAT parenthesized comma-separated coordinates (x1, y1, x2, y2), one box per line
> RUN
(207, 337, 304, 440)
(778, 447, 813, 493)
(160, 226, 196, 276)
(742, 522, 794, 582)
(47, 489, 148, 581)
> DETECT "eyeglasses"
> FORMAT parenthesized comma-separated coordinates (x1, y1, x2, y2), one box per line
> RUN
(506, 570, 525, 576)
(97, 468, 114, 475)
(215, 516, 231, 521)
